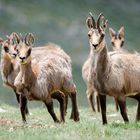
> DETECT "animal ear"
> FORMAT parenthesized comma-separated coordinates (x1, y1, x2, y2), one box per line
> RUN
(25, 33, 35, 47)
(118, 26, 124, 38)
(0, 38, 3, 45)
(102, 19, 108, 31)
(109, 27, 116, 38)
(12, 32, 21, 44)
(86, 17, 93, 29)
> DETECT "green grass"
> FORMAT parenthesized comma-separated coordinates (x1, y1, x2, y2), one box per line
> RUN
(0, 104, 140, 140)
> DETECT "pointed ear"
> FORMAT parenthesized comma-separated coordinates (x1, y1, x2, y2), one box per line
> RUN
(25, 33, 35, 46)
(118, 26, 124, 38)
(86, 17, 93, 29)
(102, 19, 108, 31)
(12, 32, 21, 44)
(0, 38, 3, 45)
(109, 27, 116, 38)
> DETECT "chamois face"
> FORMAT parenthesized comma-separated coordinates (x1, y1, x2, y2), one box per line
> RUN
(109, 27, 124, 50)
(15, 33, 34, 64)
(86, 13, 108, 53)
(88, 28, 105, 52)
(0, 34, 17, 59)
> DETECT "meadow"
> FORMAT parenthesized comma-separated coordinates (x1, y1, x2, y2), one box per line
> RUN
(0, 104, 140, 140)
(0, 1, 140, 139)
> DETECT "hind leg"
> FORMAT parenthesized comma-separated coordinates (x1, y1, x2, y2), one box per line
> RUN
(117, 95, 129, 123)
(44, 99, 60, 123)
(70, 92, 79, 121)
(96, 95, 100, 112)
(65, 94, 68, 115)
(87, 90, 96, 112)
(136, 101, 140, 121)
(52, 92, 65, 123)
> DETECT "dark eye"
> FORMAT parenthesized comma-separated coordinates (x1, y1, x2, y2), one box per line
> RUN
(4, 46, 9, 53)
(101, 34, 104, 38)
(88, 33, 91, 37)
(111, 41, 114, 46)
(16, 49, 19, 54)
(118, 35, 122, 40)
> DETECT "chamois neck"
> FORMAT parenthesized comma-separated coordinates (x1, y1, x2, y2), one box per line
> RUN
(20, 61, 35, 86)
(93, 43, 109, 74)
(1, 52, 13, 78)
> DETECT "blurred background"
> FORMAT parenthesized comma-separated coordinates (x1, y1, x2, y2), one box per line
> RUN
(0, 0, 140, 107)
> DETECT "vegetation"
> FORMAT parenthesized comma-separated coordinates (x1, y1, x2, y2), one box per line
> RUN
(0, 1, 140, 139)
(0, 104, 140, 140)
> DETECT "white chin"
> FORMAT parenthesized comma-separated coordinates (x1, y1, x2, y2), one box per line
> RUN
(20, 61, 27, 65)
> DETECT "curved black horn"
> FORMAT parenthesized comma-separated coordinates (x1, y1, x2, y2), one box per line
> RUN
(97, 13, 103, 31)
(89, 12, 96, 28)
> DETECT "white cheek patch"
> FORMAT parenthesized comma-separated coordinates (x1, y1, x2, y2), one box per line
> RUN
(114, 40, 122, 49)
(91, 35, 100, 45)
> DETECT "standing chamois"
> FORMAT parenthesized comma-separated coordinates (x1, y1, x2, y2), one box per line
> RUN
(14, 33, 79, 123)
(0, 33, 29, 120)
(86, 12, 140, 124)
(82, 22, 125, 113)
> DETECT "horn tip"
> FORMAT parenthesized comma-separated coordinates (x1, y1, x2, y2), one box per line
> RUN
(89, 12, 93, 16)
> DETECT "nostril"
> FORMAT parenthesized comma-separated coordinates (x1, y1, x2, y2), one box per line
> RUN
(19, 56, 26, 61)
(92, 44, 98, 48)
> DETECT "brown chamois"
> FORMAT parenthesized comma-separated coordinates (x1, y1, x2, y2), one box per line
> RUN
(13, 33, 74, 119)
(82, 25, 125, 113)
(82, 49, 100, 112)
(0, 32, 71, 122)
(109, 26, 124, 51)
(86, 12, 140, 124)
(14, 33, 79, 123)
(109, 26, 125, 111)
(0, 33, 29, 120)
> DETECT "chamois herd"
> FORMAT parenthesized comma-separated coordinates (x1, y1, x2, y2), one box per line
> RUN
(0, 12, 140, 125)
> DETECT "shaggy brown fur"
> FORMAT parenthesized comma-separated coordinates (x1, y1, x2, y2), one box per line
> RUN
(82, 50, 100, 112)
(0, 34, 29, 121)
(86, 12, 140, 124)
(0, 33, 72, 122)
(14, 33, 79, 123)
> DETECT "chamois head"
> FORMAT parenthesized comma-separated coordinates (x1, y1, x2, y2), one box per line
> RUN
(0, 33, 18, 59)
(86, 12, 108, 52)
(109, 27, 124, 50)
(14, 33, 35, 64)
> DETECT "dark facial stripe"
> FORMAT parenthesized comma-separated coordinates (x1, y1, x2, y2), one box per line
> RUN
(121, 41, 124, 47)
(26, 48, 31, 59)
(99, 34, 104, 45)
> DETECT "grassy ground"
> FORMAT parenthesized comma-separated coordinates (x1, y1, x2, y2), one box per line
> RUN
(0, 104, 140, 140)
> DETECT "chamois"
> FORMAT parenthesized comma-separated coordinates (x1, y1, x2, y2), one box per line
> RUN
(82, 50, 100, 112)
(14, 33, 79, 123)
(0, 34, 29, 121)
(109, 26, 125, 111)
(109, 26, 124, 51)
(82, 22, 124, 113)
(0, 33, 71, 122)
(86, 12, 140, 124)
